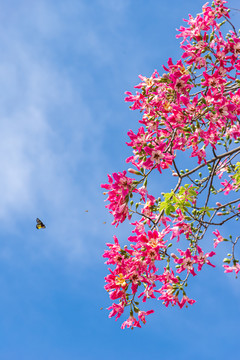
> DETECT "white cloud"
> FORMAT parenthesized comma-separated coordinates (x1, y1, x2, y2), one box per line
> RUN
(0, 3, 97, 258)
(0, 0, 134, 261)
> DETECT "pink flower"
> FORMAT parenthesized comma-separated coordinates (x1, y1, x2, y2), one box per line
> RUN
(220, 179, 233, 195)
(101, 171, 135, 226)
(158, 268, 179, 285)
(213, 230, 224, 248)
(191, 147, 206, 164)
(174, 248, 196, 276)
(193, 246, 216, 271)
(121, 315, 141, 329)
(108, 302, 125, 320)
(178, 295, 196, 309)
(156, 283, 179, 307)
(223, 263, 240, 275)
(216, 161, 228, 179)
(138, 286, 156, 302)
(138, 310, 154, 324)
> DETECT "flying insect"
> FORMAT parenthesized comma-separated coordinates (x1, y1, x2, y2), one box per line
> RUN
(36, 218, 46, 229)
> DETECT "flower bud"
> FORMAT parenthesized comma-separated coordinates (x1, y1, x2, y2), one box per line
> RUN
(128, 168, 139, 175)
(216, 202, 222, 207)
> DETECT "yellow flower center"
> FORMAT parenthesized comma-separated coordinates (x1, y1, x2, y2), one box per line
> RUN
(115, 273, 126, 287)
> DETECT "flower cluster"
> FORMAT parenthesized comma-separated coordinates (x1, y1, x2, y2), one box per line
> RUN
(101, 171, 135, 226)
(102, 0, 240, 329)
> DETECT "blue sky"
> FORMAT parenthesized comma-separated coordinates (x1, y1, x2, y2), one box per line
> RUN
(0, 0, 239, 359)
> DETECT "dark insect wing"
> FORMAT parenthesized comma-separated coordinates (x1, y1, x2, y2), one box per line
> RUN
(36, 218, 40, 229)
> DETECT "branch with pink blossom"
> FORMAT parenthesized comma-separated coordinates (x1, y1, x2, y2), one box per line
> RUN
(102, 0, 240, 329)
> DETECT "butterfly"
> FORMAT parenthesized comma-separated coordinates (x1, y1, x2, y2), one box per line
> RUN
(36, 218, 46, 229)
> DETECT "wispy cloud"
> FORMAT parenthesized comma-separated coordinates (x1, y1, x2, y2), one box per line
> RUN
(0, 6, 75, 247)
